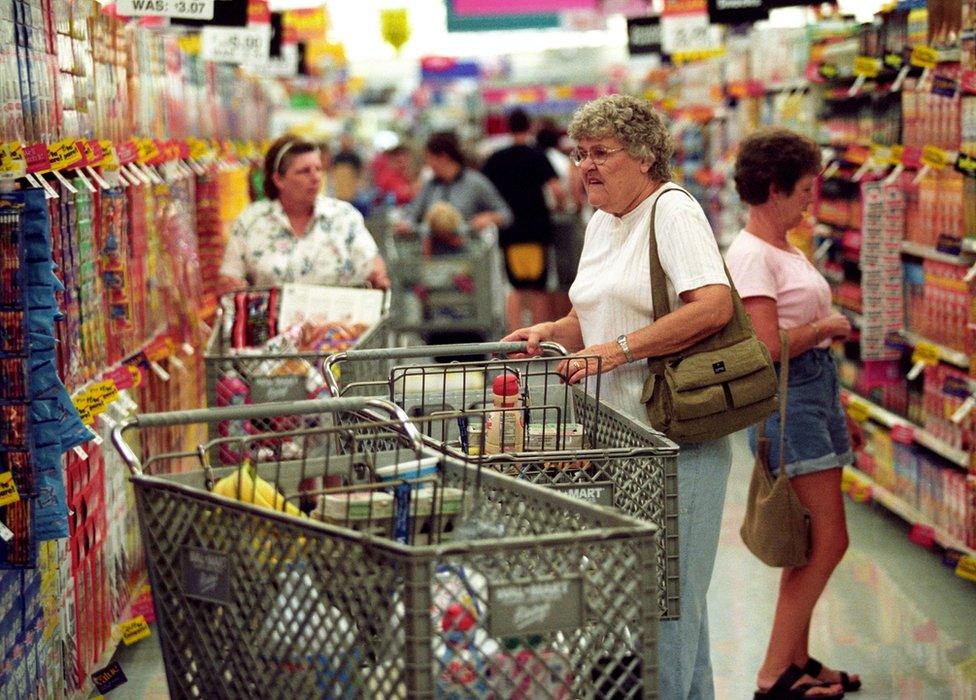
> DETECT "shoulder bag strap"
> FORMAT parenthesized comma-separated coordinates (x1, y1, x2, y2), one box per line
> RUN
(645, 186, 756, 377)
(757, 330, 790, 473)
(646, 185, 689, 324)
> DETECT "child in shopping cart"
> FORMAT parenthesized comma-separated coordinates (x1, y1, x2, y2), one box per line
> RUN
(422, 201, 470, 257)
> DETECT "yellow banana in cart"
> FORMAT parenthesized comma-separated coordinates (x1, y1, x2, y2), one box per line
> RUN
(212, 460, 304, 518)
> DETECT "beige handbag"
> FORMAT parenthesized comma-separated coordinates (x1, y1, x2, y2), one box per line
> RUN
(739, 332, 811, 568)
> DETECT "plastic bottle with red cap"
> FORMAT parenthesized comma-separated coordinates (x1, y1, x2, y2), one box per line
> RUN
(484, 371, 524, 454)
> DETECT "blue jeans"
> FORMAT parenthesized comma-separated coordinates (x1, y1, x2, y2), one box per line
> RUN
(658, 435, 732, 699)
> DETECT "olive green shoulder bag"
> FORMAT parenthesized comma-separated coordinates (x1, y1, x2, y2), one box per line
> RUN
(640, 187, 778, 443)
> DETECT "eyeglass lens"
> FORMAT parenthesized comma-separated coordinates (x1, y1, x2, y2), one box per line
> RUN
(573, 147, 612, 165)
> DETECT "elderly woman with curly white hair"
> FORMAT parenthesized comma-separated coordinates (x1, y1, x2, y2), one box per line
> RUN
(505, 94, 734, 699)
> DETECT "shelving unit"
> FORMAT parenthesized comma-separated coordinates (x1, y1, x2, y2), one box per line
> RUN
(844, 465, 976, 559)
(900, 240, 976, 266)
(840, 389, 970, 469)
(899, 330, 971, 370)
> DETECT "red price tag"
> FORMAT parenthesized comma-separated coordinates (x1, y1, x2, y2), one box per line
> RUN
(23, 143, 52, 173)
(115, 140, 139, 166)
(909, 524, 936, 547)
(890, 424, 915, 444)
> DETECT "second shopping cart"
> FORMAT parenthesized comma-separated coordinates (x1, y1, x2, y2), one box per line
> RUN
(321, 341, 681, 621)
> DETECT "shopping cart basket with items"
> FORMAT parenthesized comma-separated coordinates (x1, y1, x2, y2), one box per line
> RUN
(321, 341, 681, 622)
(384, 218, 503, 342)
(203, 285, 392, 443)
(111, 397, 661, 699)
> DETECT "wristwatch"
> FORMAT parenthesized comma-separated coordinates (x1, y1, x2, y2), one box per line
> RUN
(616, 334, 635, 363)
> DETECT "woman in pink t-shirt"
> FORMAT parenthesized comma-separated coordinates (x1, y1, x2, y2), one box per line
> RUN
(726, 128, 859, 700)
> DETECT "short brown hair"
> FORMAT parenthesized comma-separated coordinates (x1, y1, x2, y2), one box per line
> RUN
(263, 135, 318, 200)
(734, 128, 821, 205)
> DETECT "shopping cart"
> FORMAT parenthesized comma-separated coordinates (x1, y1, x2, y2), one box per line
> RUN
(385, 229, 503, 341)
(321, 342, 681, 621)
(112, 397, 661, 699)
(203, 286, 393, 437)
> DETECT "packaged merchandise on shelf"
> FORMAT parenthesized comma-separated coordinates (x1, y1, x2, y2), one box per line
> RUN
(859, 181, 904, 360)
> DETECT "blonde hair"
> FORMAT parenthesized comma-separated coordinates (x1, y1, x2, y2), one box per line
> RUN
(425, 201, 463, 239)
(568, 94, 673, 182)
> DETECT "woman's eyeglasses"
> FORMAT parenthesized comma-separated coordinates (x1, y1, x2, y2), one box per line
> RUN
(570, 146, 625, 166)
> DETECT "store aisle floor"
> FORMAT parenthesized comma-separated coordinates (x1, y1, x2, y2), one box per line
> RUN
(101, 432, 975, 699)
(711, 432, 976, 699)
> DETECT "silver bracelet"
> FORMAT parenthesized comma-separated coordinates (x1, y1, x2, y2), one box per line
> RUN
(616, 334, 635, 363)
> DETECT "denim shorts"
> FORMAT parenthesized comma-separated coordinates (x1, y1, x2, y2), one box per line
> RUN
(748, 348, 853, 478)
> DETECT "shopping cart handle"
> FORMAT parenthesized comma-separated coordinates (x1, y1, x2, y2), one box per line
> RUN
(110, 397, 423, 475)
(332, 341, 568, 362)
(322, 341, 569, 396)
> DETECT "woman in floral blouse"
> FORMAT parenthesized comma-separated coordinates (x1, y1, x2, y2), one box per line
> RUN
(218, 136, 389, 292)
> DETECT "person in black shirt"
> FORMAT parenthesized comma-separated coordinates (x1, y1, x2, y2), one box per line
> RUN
(483, 109, 566, 330)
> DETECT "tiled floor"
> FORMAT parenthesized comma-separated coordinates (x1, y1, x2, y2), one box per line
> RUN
(101, 431, 976, 698)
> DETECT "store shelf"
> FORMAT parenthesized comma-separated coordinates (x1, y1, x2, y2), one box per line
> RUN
(844, 465, 976, 559)
(899, 330, 970, 369)
(840, 389, 971, 469)
(962, 238, 976, 254)
(900, 241, 975, 266)
(70, 577, 148, 700)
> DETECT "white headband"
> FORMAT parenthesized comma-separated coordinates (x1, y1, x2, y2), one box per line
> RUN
(272, 140, 296, 174)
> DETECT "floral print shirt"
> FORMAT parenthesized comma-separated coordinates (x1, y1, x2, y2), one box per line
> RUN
(220, 195, 379, 287)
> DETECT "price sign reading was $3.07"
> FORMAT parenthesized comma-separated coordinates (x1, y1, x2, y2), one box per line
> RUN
(116, 0, 213, 20)
(201, 26, 272, 64)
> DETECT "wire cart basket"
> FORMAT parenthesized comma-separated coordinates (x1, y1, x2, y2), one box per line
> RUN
(203, 287, 392, 439)
(385, 230, 502, 340)
(322, 342, 681, 621)
(112, 398, 660, 699)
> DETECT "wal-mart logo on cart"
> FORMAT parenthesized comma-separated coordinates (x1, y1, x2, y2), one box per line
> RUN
(488, 578, 584, 636)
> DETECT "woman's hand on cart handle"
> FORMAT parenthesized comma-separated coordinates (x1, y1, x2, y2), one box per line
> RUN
(557, 342, 624, 384)
(502, 322, 555, 357)
(367, 255, 391, 290)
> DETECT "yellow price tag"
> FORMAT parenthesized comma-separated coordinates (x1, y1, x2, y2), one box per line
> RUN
(72, 392, 94, 425)
(847, 399, 871, 423)
(889, 144, 905, 166)
(0, 471, 20, 507)
(911, 341, 940, 366)
(98, 139, 118, 168)
(86, 392, 107, 417)
(120, 615, 151, 645)
(911, 44, 939, 69)
(0, 142, 26, 176)
(853, 56, 881, 78)
(47, 138, 83, 171)
(137, 138, 160, 164)
(91, 380, 120, 405)
(188, 138, 211, 161)
(955, 554, 976, 583)
(870, 144, 891, 164)
(921, 146, 949, 170)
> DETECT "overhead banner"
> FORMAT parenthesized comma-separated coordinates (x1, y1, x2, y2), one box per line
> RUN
(452, 0, 595, 14)
(446, 1, 559, 31)
(626, 15, 662, 56)
(706, 0, 768, 24)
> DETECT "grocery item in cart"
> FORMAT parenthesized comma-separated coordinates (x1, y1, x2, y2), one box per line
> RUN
(484, 372, 525, 454)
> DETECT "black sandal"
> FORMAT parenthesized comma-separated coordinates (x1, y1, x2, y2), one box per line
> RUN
(754, 664, 846, 699)
(804, 657, 862, 693)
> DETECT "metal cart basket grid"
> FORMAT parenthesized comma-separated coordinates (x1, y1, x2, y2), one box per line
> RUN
(386, 232, 502, 338)
(112, 398, 660, 699)
(322, 342, 681, 621)
(203, 288, 393, 439)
